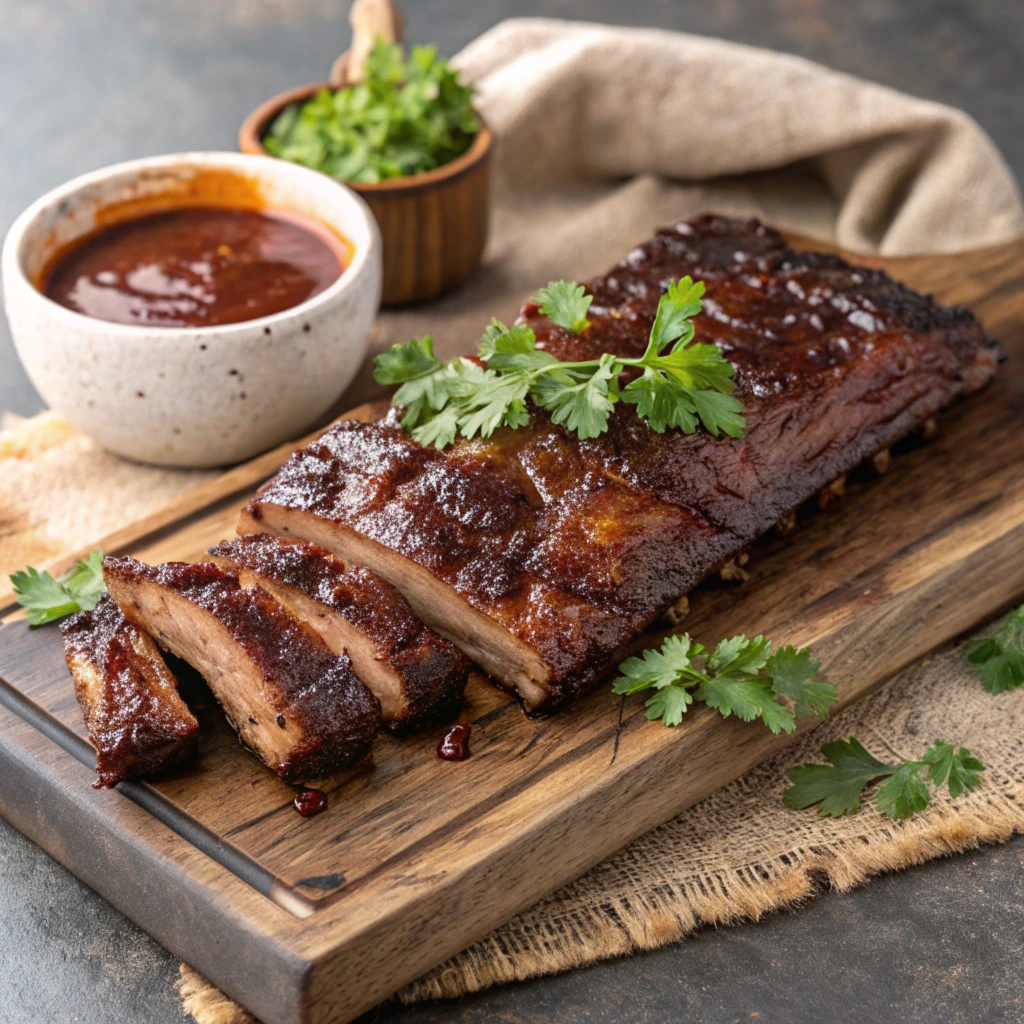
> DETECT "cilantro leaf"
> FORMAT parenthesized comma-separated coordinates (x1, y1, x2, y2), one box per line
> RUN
(411, 405, 460, 449)
(695, 675, 796, 733)
(10, 550, 107, 627)
(875, 763, 931, 819)
(785, 736, 986, 820)
(647, 277, 705, 355)
(783, 738, 895, 817)
(706, 634, 772, 675)
(613, 634, 695, 695)
(966, 604, 1024, 694)
(620, 371, 699, 434)
(536, 281, 593, 334)
(766, 645, 838, 719)
(644, 685, 694, 727)
(374, 335, 444, 385)
(921, 740, 985, 798)
(383, 275, 744, 448)
(532, 356, 617, 440)
(62, 550, 106, 611)
(613, 632, 832, 734)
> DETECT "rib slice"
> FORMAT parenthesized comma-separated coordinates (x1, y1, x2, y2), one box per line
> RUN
(207, 535, 469, 734)
(241, 215, 1002, 712)
(60, 594, 199, 787)
(103, 556, 380, 780)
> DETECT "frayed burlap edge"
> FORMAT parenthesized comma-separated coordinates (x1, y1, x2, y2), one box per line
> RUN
(178, 778, 1024, 1022)
(395, 789, 1024, 1004)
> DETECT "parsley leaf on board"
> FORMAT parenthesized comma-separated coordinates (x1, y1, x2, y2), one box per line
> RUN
(966, 603, 1024, 694)
(263, 40, 478, 184)
(784, 738, 984, 819)
(10, 551, 107, 627)
(375, 276, 746, 449)
(611, 632, 836, 734)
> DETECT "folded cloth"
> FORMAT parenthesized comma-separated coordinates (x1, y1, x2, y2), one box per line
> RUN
(457, 18, 1024, 255)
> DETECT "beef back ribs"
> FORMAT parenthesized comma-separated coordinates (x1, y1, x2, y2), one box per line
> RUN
(241, 215, 1001, 711)
(61, 594, 199, 787)
(208, 535, 469, 734)
(104, 557, 380, 779)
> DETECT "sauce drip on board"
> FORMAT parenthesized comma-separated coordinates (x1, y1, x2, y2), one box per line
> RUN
(293, 788, 328, 817)
(42, 206, 347, 328)
(437, 723, 471, 760)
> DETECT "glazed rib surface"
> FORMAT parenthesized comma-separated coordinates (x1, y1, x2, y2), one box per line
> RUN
(208, 535, 469, 734)
(244, 215, 1002, 710)
(104, 557, 380, 780)
(60, 593, 199, 787)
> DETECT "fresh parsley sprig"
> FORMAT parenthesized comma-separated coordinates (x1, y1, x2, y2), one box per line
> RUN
(784, 738, 985, 819)
(10, 551, 106, 627)
(611, 633, 837, 734)
(966, 603, 1024, 694)
(374, 277, 745, 449)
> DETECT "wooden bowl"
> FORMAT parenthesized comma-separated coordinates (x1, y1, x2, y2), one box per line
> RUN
(240, 82, 491, 306)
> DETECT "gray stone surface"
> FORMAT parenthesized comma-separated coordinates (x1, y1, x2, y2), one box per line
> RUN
(1, 2, 1022, 1022)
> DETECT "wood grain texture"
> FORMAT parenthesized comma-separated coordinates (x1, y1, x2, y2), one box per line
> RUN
(0, 240, 1022, 1024)
(239, 83, 492, 306)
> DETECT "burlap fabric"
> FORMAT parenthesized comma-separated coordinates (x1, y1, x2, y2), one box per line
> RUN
(2, 19, 1022, 1023)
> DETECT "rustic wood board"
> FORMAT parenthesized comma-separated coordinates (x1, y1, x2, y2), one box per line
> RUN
(1, 240, 1023, 1024)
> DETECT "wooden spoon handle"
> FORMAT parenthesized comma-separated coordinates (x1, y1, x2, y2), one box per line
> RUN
(329, 0, 405, 89)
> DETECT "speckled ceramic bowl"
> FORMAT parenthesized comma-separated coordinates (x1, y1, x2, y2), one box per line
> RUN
(2, 152, 381, 467)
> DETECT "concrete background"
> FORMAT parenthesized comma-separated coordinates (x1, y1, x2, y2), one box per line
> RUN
(1, 1, 1022, 1022)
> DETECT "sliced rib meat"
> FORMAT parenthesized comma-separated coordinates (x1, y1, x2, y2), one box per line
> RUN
(103, 556, 380, 780)
(241, 215, 1002, 712)
(60, 593, 199, 787)
(208, 535, 469, 734)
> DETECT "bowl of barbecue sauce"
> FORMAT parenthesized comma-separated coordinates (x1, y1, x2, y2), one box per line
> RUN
(2, 152, 381, 467)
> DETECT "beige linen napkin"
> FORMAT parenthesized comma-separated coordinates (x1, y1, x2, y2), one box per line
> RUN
(1, 18, 1022, 1021)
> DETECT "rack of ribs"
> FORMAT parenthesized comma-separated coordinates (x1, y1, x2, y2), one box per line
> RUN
(208, 535, 469, 734)
(240, 215, 1002, 712)
(60, 594, 199, 787)
(103, 557, 380, 780)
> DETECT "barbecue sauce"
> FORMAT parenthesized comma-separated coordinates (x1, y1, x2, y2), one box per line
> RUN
(41, 206, 347, 328)
(293, 788, 328, 817)
(438, 723, 471, 760)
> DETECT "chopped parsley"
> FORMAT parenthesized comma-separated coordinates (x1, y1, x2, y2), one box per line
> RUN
(263, 40, 478, 183)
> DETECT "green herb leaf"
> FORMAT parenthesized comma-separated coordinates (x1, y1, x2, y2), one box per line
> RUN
(783, 738, 896, 817)
(766, 645, 838, 719)
(373, 335, 443, 385)
(785, 737, 986, 820)
(383, 277, 745, 448)
(644, 684, 694, 727)
(263, 40, 478, 184)
(612, 634, 696, 695)
(536, 280, 593, 334)
(532, 355, 617, 440)
(10, 550, 107, 627)
(921, 740, 985, 798)
(613, 632, 832, 734)
(874, 763, 931, 819)
(966, 604, 1024, 694)
(61, 550, 106, 611)
(647, 277, 705, 355)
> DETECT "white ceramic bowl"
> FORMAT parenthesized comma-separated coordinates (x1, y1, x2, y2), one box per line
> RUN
(2, 152, 381, 467)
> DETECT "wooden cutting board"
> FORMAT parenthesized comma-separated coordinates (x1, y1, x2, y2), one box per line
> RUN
(1, 240, 1023, 1024)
